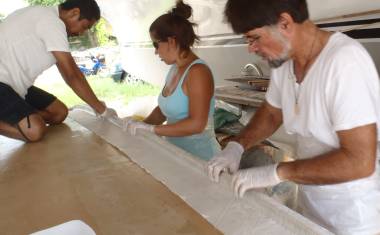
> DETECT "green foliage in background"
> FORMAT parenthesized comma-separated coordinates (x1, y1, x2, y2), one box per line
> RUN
(26, 0, 63, 6)
(94, 18, 118, 46)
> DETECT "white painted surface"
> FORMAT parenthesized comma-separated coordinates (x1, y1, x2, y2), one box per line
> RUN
(30, 220, 96, 235)
(98, 0, 380, 43)
(97, 0, 380, 86)
(0, 0, 27, 16)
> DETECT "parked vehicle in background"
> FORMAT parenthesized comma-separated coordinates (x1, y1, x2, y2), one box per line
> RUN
(110, 62, 126, 82)
(72, 46, 149, 84)
(77, 55, 106, 76)
(73, 47, 121, 77)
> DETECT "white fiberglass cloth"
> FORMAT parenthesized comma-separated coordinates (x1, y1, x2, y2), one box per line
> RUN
(69, 107, 332, 235)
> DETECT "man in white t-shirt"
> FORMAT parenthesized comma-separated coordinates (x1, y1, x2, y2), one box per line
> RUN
(207, 0, 380, 234)
(0, 0, 117, 142)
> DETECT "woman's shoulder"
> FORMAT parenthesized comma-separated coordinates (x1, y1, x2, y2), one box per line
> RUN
(187, 62, 212, 79)
(187, 59, 211, 75)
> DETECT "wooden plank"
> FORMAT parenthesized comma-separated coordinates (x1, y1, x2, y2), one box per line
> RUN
(0, 121, 222, 235)
(215, 86, 266, 107)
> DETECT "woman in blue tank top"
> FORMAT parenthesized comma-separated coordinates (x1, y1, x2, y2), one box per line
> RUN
(125, 0, 220, 161)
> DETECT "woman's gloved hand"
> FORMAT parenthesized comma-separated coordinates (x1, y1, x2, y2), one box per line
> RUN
(232, 163, 282, 198)
(207, 141, 244, 183)
(121, 117, 135, 131)
(123, 119, 155, 135)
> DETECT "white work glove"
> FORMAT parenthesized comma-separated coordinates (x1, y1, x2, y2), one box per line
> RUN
(99, 107, 118, 119)
(232, 163, 282, 198)
(121, 117, 135, 131)
(207, 141, 244, 183)
(94, 101, 118, 120)
(124, 120, 155, 135)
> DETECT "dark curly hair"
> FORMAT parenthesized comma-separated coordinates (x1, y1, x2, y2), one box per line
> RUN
(149, 0, 199, 51)
(225, 0, 309, 34)
(60, 0, 100, 21)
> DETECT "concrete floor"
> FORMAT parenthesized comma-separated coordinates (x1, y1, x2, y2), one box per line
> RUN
(0, 120, 221, 235)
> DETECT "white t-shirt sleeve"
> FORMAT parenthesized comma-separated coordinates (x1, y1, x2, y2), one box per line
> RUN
(35, 17, 70, 52)
(327, 60, 379, 131)
(266, 70, 282, 108)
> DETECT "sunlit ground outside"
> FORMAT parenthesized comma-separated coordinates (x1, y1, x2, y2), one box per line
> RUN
(35, 67, 160, 118)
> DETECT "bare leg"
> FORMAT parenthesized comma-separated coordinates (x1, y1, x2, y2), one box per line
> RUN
(0, 114, 46, 142)
(36, 99, 68, 125)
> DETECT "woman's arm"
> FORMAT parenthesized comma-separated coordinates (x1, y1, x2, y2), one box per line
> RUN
(154, 64, 214, 136)
(144, 106, 167, 125)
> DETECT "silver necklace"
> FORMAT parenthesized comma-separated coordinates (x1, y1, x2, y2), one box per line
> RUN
(292, 28, 319, 115)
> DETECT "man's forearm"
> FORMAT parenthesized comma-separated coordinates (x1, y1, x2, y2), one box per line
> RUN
(236, 102, 282, 151)
(278, 123, 377, 185)
(66, 75, 104, 113)
(53, 51, 105, 114)
(277, 149, 376, 185)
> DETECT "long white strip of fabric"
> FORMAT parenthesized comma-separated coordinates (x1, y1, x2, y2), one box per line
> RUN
(69, 107, 332, 235)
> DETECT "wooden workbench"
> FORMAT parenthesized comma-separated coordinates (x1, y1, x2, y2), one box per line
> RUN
(215, 85, 266, 107)
(0, 120, 222, 235)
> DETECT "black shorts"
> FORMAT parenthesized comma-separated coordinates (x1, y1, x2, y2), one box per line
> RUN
(0, 82, 57, 125)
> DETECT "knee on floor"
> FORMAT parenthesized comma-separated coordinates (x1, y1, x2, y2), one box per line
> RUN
(19, 115, 47, 142)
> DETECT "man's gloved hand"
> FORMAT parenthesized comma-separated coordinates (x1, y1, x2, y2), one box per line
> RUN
(94, 101, 118, 120)
(124, 120, 155, 135)
(99, 107, 118, 119)
(207, 141, 244, 183)
(232, 163, 282, 198)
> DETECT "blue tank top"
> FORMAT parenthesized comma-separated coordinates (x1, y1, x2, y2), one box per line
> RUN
(158, 59, 220, 160)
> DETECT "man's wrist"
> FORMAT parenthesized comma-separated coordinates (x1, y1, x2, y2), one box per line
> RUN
(96, 101, 106, 114)
(276, 162, 290, 181)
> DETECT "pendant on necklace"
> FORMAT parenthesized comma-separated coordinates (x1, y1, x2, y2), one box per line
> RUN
(294, 103, 300, 115)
